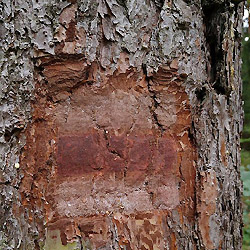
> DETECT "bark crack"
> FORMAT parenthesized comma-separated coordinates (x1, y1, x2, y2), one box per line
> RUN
(202, 1, 232, 96)
(96, 123, 123, 159)
(143, 65, 165, 134)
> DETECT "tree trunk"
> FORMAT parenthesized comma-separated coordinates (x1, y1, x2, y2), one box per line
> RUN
(0, 0, 243, 249)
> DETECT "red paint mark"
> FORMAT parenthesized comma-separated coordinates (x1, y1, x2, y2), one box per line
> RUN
(57, 133, 125, 176)
(57, 132, 176, 177)
(153, 137, 176, 173)
(127, 137, 152, 171)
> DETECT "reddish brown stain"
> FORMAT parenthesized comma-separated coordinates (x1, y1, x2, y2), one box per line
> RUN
(65, 21, 76, 42)
(108, 134, 128, 158)
(57, 133, 176, 178)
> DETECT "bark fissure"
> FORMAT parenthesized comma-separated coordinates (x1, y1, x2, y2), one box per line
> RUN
(202, 0, 233, 97)
(146, 78, 166, 134)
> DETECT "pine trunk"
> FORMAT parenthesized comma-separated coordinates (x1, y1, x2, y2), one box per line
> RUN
(0, 0, 243, 249)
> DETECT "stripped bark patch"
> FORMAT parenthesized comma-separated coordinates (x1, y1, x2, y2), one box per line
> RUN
(19, 61, 197, 247)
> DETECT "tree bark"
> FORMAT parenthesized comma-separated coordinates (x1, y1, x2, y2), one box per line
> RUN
(0, 0, 243, 249)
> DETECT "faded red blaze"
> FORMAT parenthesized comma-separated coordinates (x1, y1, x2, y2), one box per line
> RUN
(57, 133, 176, 177)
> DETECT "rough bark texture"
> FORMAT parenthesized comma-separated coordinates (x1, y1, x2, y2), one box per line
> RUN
(0, 0, 243, 249)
